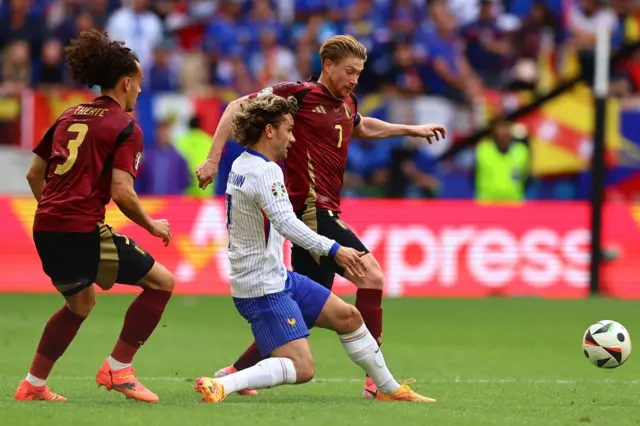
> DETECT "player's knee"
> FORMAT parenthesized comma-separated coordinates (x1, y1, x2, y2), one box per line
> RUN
(366, 267, 385, 290)
(347, 304, 363, 329)
(66, 296, 96, 317)
(293, 358, 315, 384)
(332, 303, 363, 334)
(343, 304, 364, 334)
(144, 267, 175, 292)
(160, 273, 175, 292)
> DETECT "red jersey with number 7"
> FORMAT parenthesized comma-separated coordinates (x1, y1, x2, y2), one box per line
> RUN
(32, 96, 144, 233)
(250, 77, 361, 213)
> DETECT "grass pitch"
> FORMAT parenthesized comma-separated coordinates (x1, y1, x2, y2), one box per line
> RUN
(1, 294, 639, 425)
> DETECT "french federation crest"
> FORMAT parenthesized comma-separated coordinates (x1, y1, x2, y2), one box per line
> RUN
(134, 152, 142, 171)
(257, 87, 274, 98)
(271, 182, 287, 198)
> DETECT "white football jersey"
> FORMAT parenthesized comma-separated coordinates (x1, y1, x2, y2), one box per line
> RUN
(226, 149, 338, 298)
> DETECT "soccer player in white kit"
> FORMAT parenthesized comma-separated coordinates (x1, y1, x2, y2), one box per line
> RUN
(194, 94, 435, 403)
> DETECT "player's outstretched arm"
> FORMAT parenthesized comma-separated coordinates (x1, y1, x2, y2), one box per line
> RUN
(111, 168, 172, 246)
(196, 94, 251, 190)
(352, 116, 446, 144)
(25, 154, 48, 202)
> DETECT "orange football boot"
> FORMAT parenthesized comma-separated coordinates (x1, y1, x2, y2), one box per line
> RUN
(213, 366, 258, 396)
(14, 380, 67, 402)
(194, 377, 227, 403)
(95, 360, 159, 403)
(377, 379, 436, 403)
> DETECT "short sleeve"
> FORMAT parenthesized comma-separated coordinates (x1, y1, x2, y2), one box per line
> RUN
(33, 123, 56, 161)
(113, 122, 144, 178)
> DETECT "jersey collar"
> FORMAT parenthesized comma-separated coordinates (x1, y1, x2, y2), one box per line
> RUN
(94, 95, 120, 106)
(307, 75, 342, 101)
(245, 148, 269, 162)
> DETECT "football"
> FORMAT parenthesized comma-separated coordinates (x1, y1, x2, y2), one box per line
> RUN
(583, 320, 632, 368)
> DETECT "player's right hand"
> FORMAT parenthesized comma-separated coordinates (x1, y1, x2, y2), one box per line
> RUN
(335, 247, 367, 278)
(196, 160, 219, 190)
(149, 219, 171, 246)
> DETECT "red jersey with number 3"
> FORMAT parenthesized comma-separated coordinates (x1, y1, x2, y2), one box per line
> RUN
(33, 96, 144, 233)
(251, 77, 361, 213)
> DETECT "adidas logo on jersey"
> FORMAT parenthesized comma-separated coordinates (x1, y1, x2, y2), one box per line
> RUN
(312, 105, 327, 114)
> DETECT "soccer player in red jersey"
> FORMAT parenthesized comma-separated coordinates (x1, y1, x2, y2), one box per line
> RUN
(196, 35, 446, 398)
(14, 30, 174, 404)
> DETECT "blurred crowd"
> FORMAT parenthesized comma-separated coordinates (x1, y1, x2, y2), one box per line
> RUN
(3, 0, 640, 97)
(2, 0, 639, 200)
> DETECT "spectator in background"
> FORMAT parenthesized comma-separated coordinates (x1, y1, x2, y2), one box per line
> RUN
(54, 8, 96, 47)
(106, 0, 163, 72)
(136, 119, 190, 195)
(419, 1, 483, 104)
(566, 0, 618, 86)
(175, 116, 214, 198)
(515, 1, 558, 60)
(474, 118, 530, 202)
(294, 0, 328, 23)
(383, 40, 426, 95)
(293, 13, 339, 79)
(148, 40, 180, 92)
(0, 0, 45, 59)
(31, 38, 66, 88)
(164, 0, 214, 51)
(245, 0, 284, 49)
(90, 0, 111, 30)
(249, 27, 299, 88)
(389, 0, 425, 39)
(341, 0, 378, 52)
(510, 1, 558, 90)
(462, 0, 512, 89)
(389, 139, 440, 198)
(344, 139, 395, 198)
(203, 2, 244, 59)
(213, 50, 255, 95)
(1, 40, 31, 95)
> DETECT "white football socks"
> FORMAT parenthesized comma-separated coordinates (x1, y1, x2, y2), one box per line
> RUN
(217, 357, 297, 394)
(339, 324, 400, 394)
(108, 356, 132, 371)
(26, 373, 46, 387)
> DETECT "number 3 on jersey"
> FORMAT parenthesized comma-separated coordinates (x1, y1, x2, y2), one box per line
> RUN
(55, 123, 89, 175)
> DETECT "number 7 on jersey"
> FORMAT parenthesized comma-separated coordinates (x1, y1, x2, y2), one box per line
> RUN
(335, 124, 343, 149)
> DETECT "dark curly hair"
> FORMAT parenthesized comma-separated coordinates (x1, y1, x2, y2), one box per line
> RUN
(231, 94, 299, 147)
(64, 30, 139, 90)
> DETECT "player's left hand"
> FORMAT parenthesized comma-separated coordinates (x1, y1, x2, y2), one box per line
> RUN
(335, 247, 368, 278)
(409, 124, 446, 144)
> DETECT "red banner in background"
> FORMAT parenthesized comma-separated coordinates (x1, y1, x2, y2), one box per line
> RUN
(1, 197, 639, 298)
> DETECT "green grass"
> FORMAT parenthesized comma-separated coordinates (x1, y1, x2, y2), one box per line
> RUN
(1, 295, 639, 425)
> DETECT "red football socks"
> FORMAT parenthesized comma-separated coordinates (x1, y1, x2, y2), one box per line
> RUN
(355, 288, 383, 346)
(29, 305, 86, 380)
(111, 289, 172, 364)
(233, 342, 263, 371)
